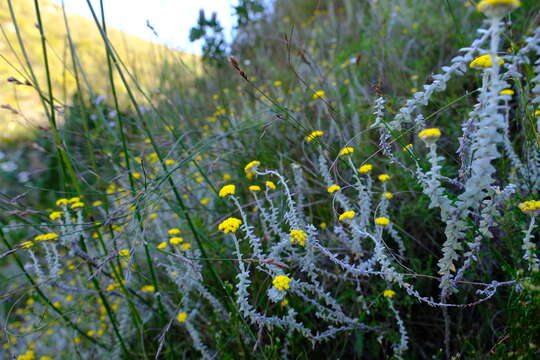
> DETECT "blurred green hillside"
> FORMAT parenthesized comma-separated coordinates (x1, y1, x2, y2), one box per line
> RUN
(0, 0, 198, 144)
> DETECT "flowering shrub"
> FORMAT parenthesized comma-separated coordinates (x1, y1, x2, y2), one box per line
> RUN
(1, 0, 539, 359)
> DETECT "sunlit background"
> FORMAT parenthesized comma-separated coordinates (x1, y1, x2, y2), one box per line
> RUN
(49, 0, 238, 54)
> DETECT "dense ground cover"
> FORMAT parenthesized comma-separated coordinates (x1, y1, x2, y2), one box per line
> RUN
(1, 0, 540, 359)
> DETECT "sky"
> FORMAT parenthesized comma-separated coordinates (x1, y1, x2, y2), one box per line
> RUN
(49, 0, 238, 54)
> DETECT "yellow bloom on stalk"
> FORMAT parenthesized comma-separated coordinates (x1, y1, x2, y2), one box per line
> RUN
(157, 242, 168, 249)
(535, 110, 540, 117)
(339, 210, 356, 221)
(418, 128, 442, 143)
(313, 90, 325, 99)
(358, 164, 373, 174)
(272, 275, 291, 291)
(274, 80, 282, 86)
(218, 217, 242, 234)
(378, 174, 391, 182)
(180, 243, 192, 251)
(49, 211, 63, 221)
(244, 160, 261, 175)
(327, 184, 341, 193)
(249, 185, 261, 192)
(170, 237, 184, 245)
(223, 173, 232, 181)
(56, 198, 69, 207)
(305, 130, 324, 142)
(266, 181, 277, 190)
(33, 233, 59, 242)
(219, 184, 236, 197)
(168, 228, 181, 235)
(518, 200, 540, 215)
(476, 0, 521, 17)
(140, 285, 155, 293)
(289, 229, 308, 246)
(19, 241, 34, 249)
(339, 147, 354, 156)
(469, 54, 504, 69)
(165, 159, 176, 166)
(71, 202, 84, 209)
(92, 200, 103, 207)
(118, 249, 130, 257)
(499, 89, 514, 96)
(176, 312, 188, 323)
(384, 192, 394, 199)
(383, 289, 396, 298)
(375, 217, 391, 226)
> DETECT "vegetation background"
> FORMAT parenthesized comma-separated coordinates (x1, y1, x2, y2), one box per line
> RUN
(1, 0, 539, 359)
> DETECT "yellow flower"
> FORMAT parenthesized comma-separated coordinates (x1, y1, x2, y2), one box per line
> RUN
(339, 211, 356, 221)
(71, 202, 84, 209)
(383, 289, 396, 298)
(280, 299, 289, 307)
(157, 242, 168, 249)
(177, 312, 188, 323)
(469, 54, 504, 69)
(476, 0, 521, 17)
(289, 229, 307, 246)
(200, 197, 210, 205)
(499, 89, 514, 96)
(132, 172, 141, 180)
(272, 275, 291, 291)
(169, 237, 183, 245)
(165, 159, 176, 166)
(49, 211, 63, 221)
(518, 200, 540, 215)
(358, 164, 373, 174)
(223, 173, 232, 181)
(319, 222, 327, 229)
(535, 110, 540, 117)
(218, 217, 242, 234)
(168, 228, 181, 235)
(249, 185, 261, 192)
(140, 285, 155, 293)
(403, 144, 413, 151)
(180, 243, 192, 251)
(339, 147, 354, 156)
(244, 160, 261, 174)
(118, 249, 130, 257)
(378, 174, 391, 182)
(266, 181, 276, 190)
(313, 90, 325, 99)
(33, 233, 59, 242)
(219, 184, 236, 197)
(418, 128, 442, 143)
(305, 130, 324, 142)
(384, 192, 394, 199)
(68, 197, 80, 203)
(19, 241, 34, 249)
(375, 217, 391, 226)
(55, 198, 69, 207)
(274, 80, 282, 86)
(92, 200, 103, 207)
(327, 184, 341, 193)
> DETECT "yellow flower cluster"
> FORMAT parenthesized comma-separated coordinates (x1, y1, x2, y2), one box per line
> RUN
(378, 174, 391, 182)
(499, 89, 514, 96)
(305, 130, 324, 142)
(469, 54, 504, 69)
(518, 200, 540, 215)
(375, 217, 391, 226)
(476, 0, 521, 17)
(339, 210, 356, 221)
(312, 90, 325, 99)
(289, 229, 307, 246)
(339, 147, 354, 156)
(418, 128, 442, 142)
(327, 184, 341, 193)
(218, 217, 242, 233)
(244, 160, 260, 175)
(140, 285, 155, 293)
(49, 211, 63, 220)
(249, 185, 261, 192)
(33, 233, 59, 242)
(16, 350, 35, 360)
(219, 184, 236, 197)
(266, 181, 276, 190)
(177, 312, 188, 323)
(383, 289, 396, 298)
(358, 164, 373, 174)
(272, 275, 291, 291)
